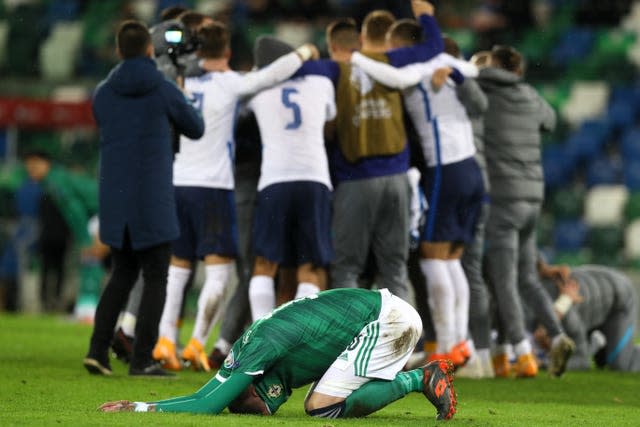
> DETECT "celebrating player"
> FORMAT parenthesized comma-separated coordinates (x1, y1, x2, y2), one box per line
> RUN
(152, 21, 319, 372)
(246, 35, 336, 320)
(349, 23, 484, 369)
(99, 288, 457, 421)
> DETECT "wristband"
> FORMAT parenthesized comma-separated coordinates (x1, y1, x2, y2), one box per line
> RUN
(295, 45, 313, 61)
(553, 294, 573, 316)
(133, 402, 150, 412)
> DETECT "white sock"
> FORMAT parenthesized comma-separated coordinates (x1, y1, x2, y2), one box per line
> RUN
(214, 337, 232, 355)
(120, 312, 137, 338)
(294, 282, 320, 299)
(192, 263, 233, 344)
(445, 259, 470, 344)
(477, 348, 491, 363)
(158, 265, 191, 343)
(249, 275, 275, 322)
(420, 258, 456, 354)
(514, 338, 532, 357)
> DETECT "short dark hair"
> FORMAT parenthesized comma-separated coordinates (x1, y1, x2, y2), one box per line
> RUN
(326, 18, 359, 50)
(491, 45, 524, 74)
(160, 6, 188, 22)
(362, 10, 395, 44)
(387, 19, 422, 47)
(179, 11, 212, 31)
(116, 20, 151, 59)
(197, 22, 229, 59)
(443, 36, 460, 58)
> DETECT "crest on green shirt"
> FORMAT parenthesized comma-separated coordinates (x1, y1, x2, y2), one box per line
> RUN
(267, 384, 283, 398)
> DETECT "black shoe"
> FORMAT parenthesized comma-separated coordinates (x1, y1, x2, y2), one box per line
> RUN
(129, 361, 176, 377)
(422, 359, 457, 421)
(83, 357, 113, 376)
(111, 328, 134, 364)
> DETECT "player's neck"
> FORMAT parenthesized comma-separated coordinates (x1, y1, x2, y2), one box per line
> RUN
(361, 41, 386, 54)
(330, 50, 353, 63)
(200, 57, 231, 72)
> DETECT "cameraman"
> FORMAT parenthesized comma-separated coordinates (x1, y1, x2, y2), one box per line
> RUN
(151, 11, 213, 82)
(84, 20, 204, 377)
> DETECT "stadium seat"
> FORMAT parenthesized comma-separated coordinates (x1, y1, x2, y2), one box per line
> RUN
(561, 81, 610, 126)
(552, 249, 592, 267)
(553, 219, 588, 251)
(584, 184, 629, 226)
(539, 82, 571, 112)
(276, 22, 313, 47)
(536, 212, 555, 248)
(47, 0, 80, 24)
(588, 225, 624, 266)
(623, 158, 640, 191)
(550, 28, 596, 68)
(39, 21, 83, 81)
(6, 3, 47, 76)
(542, 144, 574, 189)
(621, 127, 640, 160)
(621, 1, 640, 33)
(195, 0, 228, 16)
(593, 29, 636, 62)
(586, 156, 623, 187)
(549, 186, 585, 219)
(131, 0, 157, 23)
(564, 120, 611, 164)
(624, 192, 640, 221)
(624, 218, 640, 260)
(607, 97, 636, 130)
(0, 20, 7, 68)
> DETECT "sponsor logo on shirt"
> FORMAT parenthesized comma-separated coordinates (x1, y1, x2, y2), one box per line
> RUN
(352, 98, 392, 127)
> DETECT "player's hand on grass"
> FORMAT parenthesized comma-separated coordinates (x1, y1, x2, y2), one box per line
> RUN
(411, 0, 435, 18)
(99, 400, 135, 412)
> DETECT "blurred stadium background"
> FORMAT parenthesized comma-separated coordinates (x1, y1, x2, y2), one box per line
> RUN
(1, 0, 640, 317)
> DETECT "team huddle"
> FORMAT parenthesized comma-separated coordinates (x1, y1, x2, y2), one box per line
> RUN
(85, 0, 640, 422)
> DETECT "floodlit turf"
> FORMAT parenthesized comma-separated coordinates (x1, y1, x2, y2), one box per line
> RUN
(1, 314, 639, 426)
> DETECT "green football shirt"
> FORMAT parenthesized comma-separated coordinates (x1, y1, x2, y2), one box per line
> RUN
(219, 288, 382, 413)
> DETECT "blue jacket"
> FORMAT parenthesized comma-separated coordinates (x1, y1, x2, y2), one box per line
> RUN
(93, 56, 204, 250)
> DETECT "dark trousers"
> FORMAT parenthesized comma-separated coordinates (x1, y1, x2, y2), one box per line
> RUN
(87, 231, 171, 369)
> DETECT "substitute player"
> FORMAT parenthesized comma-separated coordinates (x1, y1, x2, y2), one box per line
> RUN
(99, 288, 457, 421)
(152, 22, 318, 371)
(246, 36, 336, 320)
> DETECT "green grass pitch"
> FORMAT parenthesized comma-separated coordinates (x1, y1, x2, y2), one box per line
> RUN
(1, 314, 639, 426)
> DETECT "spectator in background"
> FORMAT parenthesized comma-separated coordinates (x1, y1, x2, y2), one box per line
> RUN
(83, 20, 204, 377)
(22, 151, 98, 313)
(0, 167, 41, 312)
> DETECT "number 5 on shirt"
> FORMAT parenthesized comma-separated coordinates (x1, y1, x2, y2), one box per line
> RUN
(281, 87, 301, 130)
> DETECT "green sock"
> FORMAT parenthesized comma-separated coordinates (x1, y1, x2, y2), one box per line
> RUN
(342, 369, 424, 418)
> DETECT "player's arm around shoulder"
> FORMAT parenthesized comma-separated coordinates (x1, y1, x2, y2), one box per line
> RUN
(236, 43, 320, 98)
